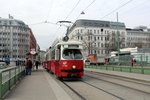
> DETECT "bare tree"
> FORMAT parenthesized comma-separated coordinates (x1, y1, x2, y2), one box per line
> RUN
(82, 33, 96, 55)
(133, 40, 143, 48)
(105, 32, 125, 52)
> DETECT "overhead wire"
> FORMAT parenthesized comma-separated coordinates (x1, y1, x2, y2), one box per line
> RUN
(76, 0, 96, 20)
(29, 21, 57, 26)
(82, 0, 96, 12)
(55, 0, 82, 37)
(119, 0, 150, 16)
(46, 0, 54, 21)
(29, 21, 45, 26)
(64, 0, 82, 20)
(100, 0, 133, 19)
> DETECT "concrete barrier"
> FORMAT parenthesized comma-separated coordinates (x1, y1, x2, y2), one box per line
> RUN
(0, 66, 25, 100)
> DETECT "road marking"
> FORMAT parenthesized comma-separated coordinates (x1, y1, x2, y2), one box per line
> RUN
(43, 70, 73, 100)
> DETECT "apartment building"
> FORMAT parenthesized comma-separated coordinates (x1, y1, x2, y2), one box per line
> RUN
(126, 26, 150, 48)
(0, 17, 38, 61)
(67, 19, 126, 61)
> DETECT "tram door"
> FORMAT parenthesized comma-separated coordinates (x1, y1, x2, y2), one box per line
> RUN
(55, 45, 61, 75)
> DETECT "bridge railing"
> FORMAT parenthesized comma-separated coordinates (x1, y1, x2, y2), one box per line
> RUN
(85, 65, 150, 75)
(0, 66, 25, 99)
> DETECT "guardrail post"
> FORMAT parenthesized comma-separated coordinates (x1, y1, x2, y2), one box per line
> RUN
(9, 70, 11, 90)
(15, 67, 16, 84)
(0, 72, 2, 100)
(130, 67, 132, 73)
(141, 68, 144, 74)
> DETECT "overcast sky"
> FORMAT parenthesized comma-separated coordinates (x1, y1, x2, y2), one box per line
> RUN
(1, 0, 150, 50)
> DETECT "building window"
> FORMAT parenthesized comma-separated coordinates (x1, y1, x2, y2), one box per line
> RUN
(94, 30, 96, 34)
(97, 30, 99, 34)
(87, 29, 89, 33)
(88, 36, 90, 40)
(101, 43, 103, 47)
(101, 37, 103, 41)
(94, 37, 96, 41)
(98, 50, 100, 54)
(98, 43, 100, 47)
(81, 29, 83, 33)
(101, 50, 103, 54)
(81, 36, 83, 40)
(90, 30, 92, 33)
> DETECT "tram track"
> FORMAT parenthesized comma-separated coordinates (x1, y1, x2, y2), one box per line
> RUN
(85, 71, 150, 93)
(84, 71, 150, 100)
(81, 81, 124, 100)
(62, 81, 86, 100)
(62, 78, 124, 100)
(86, 70, 150, 86)
(60, 71, 150, 100)
(48, 69, 150, 100)
(85, 74, 150, 95)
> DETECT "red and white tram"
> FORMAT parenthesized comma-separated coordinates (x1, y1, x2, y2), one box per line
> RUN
(44, 40, 84, 79)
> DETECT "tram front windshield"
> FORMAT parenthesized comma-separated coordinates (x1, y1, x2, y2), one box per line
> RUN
(63, 49, 83, 60)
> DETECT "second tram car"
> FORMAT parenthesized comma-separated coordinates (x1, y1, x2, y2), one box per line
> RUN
(44, 40, 84, 79)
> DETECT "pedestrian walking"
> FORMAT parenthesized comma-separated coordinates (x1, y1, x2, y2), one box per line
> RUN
(131, 58, 134, 67)
(134, 59, 137, 66)
(26, 58, 33, 75)
(35, 60, 39, 70)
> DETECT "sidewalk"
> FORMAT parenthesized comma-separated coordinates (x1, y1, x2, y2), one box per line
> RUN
(85, 68, 150, 82)
(5, 67, 72, 100)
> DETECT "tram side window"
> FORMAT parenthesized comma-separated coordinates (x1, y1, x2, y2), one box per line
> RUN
(56, 49, 60, 60)
(51, 50, 55, 60)
(56, 45, 61, 60)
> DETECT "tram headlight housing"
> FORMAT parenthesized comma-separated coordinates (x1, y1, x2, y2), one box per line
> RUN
(72, 65, 76, 69)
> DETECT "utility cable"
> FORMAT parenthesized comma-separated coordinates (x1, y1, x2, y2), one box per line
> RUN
(100, 0, 133, 19)
(46, 0, 54, 21)
(29, 21, 45, 26)
(29, 21, 57, 26)
(64, 0, 82, 20)
(76, 0, 96, 20)
(54, 0, 82, 37)
(119, 0, 150, 16)
(82, 0, 96, 12)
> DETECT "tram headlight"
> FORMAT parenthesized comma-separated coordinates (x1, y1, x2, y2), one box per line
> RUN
(72, 65, 76, 69)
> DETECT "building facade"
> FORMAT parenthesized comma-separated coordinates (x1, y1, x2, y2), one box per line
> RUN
(27, 29, 40, 60)
(68, 19, 126, 61)
(126, 26, 150, 48)
(38, 50, 46, 62)
(0, 17, 36, 61)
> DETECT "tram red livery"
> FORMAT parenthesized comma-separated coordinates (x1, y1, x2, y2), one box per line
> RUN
(44, 40, 84, 79)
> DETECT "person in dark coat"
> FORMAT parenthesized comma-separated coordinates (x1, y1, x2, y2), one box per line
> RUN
(131, 58, 134, 67)
(26, 58, 33, 75)
(35, 61, 39, 70)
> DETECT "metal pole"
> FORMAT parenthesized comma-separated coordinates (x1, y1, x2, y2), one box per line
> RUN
(0, 71, 2, 99)
(117, 12, 120, 58)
